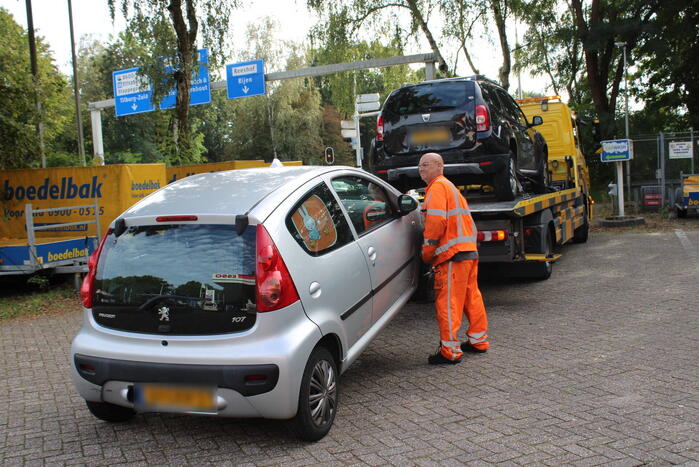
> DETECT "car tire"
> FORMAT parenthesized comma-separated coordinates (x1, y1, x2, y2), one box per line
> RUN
(292, 346, 338, 442)
(85, 401, 135, 423)
(533, 151, 550, 194)
(494, 155, 518, 201)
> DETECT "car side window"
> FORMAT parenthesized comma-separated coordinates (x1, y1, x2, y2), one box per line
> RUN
(479, 84, 500, 121)
(331, 176, 395, 235)
(286, 183, 354, 256)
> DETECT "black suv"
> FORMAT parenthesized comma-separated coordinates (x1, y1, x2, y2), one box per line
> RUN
(372, 76, 549, 201)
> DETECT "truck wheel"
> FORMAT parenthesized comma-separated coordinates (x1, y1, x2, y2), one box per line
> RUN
(526, 228, 553, 280)
(494, 155, 518, 201)
(291, 346, 338, 442)
(573, 207, 589, 243)
(85, 401, 135, 422)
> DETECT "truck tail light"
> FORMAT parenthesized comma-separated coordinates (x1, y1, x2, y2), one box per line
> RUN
(376, 115, 384, 142)
(475, 105, 490, 132)
(255, 224, 300, 312)
(80, 230, 111, 308)
(477, 230, 508, 242)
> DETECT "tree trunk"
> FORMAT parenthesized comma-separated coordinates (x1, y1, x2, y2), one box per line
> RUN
(405, 0, 449, 74)
(167, 0, 198, 162)
(490, 0, 510, 90)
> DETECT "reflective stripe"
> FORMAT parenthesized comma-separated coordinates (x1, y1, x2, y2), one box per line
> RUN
(423, 239, 440, 246)
(448, 182, 464, 237)
(434, 234, 478, 255)
(446, 261, 453, 341)
(425, 207, 471, 217)
(469, 335, 488, 344)
(441, 340, 460, 347)
(468, 330, 487, 339)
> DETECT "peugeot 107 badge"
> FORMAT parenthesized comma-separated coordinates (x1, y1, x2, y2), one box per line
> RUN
(422, 114, 431, 122)
(157, 306, 170, 322)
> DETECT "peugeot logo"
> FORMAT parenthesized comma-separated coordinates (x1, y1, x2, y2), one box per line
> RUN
(422, 113, 431, 122)
(157, 306, 170, 322)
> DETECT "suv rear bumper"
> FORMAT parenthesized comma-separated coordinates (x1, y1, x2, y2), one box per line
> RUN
(375, 153, 509, 189)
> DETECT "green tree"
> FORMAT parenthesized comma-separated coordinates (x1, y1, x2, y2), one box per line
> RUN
(0, 8, 73, 169)
(107, 0, 238, 164)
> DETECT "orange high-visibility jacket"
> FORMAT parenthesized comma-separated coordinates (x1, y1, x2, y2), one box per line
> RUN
(422, 175, 478, 266)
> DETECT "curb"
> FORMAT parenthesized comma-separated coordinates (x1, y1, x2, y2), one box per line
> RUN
(598, 216, 646, 227)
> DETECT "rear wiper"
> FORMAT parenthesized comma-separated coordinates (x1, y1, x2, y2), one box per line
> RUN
(137, 294, 201, 311)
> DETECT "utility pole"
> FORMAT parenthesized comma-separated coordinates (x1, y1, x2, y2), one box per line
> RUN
(616, 41, 631, 201)
(68, 0, 86, 165)
(25, 0, 46, 168)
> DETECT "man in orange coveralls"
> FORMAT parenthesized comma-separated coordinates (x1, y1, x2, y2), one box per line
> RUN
(419, 152, 490, 365)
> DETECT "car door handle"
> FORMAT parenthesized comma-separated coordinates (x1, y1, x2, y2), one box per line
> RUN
(367, 246, 377, 264)
(309, 281, 321, 298)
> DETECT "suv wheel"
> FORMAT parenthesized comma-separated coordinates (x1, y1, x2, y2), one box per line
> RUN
(534, 152, 550, 194)
(85, 401, 135, 422)
(292, 346, 338, 441)
(494, 155, 518, 201)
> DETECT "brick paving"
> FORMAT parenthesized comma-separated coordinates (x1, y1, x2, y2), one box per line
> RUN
(1, 230, 698, 466)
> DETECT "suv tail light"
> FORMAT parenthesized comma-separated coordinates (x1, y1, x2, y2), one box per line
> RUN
(376, 115, 384, 142)
(255, 224, 300, 312)
(475, 105, 490, 132)
(80, 230, 111, 308)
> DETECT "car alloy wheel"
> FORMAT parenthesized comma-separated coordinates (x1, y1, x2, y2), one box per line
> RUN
(292, 346, 338, 441)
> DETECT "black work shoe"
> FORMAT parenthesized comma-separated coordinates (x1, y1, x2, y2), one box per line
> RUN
(428, 352, 462, 365)
(461, 342, 488, 353)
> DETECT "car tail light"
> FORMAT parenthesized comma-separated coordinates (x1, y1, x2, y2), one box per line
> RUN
(80, 230, 111, 308)
(255, 224, 300, 312)
(376, 115, 384, 142)
(477, 229, 508, 242)
(475, 105, 490, 132)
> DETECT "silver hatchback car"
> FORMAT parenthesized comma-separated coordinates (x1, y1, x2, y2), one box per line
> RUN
(71, 165, 423, 441)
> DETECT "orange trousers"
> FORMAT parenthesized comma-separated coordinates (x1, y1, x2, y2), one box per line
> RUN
(434, 258, 489, 360)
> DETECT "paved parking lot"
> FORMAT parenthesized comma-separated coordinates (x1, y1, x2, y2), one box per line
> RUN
(1, 230, 698, 466)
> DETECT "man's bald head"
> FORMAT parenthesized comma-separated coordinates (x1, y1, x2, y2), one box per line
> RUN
(418, 152, 444, 185)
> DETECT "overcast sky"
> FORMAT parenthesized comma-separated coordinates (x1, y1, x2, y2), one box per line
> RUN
(1, 0, 545, 95)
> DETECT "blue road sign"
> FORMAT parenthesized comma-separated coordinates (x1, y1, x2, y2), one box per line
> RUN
(226, 59, 265, 100)
(113, 67, 155, 117)
(160, 49, 212, 110)
(600, 139, 633, 162)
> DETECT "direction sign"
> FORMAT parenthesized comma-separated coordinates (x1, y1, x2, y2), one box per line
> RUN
(341, 129, 357, 139)
(600, 139, 633, 162)
(226, 59, 265, 100)
(113, 67, 155, 117)
(356, 101, 381, 112)
(356, 93, 380, 103)
(340, 120, 355, 129)
(669, 141, 693, 159)
(160, 49, 212, 110)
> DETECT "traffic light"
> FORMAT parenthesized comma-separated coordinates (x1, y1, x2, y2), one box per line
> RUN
(324, 147, 335, 165)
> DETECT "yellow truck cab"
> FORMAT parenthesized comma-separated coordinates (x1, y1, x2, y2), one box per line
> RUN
(517, 96, 590, 195)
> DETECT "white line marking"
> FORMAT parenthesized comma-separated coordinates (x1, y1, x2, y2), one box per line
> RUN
(674, 229, 699, 273)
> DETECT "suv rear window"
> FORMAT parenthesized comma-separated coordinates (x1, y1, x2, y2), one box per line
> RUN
(92, 224, 257, 335)
(384, 81, 474, 116)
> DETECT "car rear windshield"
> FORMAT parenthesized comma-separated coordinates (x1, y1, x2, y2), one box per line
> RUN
(383, 81, 474, 116)
(92, 224, 257, 334)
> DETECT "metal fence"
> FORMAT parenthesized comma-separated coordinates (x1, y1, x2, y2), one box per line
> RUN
(626, 130, 697, 208)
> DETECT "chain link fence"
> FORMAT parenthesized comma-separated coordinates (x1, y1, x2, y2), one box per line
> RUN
(627, 130, 697, 209)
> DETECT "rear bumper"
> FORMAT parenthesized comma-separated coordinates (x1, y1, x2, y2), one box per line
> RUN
(375, 153, 510, 189)
(70, 303, 322, 419)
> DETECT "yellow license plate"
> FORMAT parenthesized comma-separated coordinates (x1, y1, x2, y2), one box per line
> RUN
(411, 128, 450, 145)
(137, 384, 216, 412)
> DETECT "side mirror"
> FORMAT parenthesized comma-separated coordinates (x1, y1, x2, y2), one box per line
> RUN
(397, 194, 418, 215)
(530, 115, 544, 126)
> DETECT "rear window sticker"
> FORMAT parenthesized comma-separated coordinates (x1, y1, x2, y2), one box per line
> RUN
(291, 194, 338, 253)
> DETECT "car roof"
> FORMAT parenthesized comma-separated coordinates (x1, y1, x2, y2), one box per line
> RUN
(123, 165, 335, 219)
